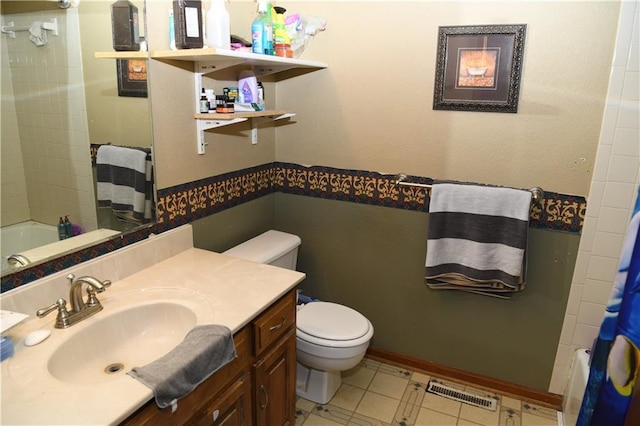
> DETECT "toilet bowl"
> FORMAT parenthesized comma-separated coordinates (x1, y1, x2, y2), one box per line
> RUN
(296, 301, 374, 403)
(223, 230, 374, 404)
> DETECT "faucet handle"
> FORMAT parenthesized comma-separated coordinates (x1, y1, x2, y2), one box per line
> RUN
(36, 298, 71, 328)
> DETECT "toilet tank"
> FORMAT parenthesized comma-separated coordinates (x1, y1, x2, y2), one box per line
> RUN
(222, 230, 301, 270)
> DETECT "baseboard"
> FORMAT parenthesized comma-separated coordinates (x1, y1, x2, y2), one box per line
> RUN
(366, 346, 563, 410)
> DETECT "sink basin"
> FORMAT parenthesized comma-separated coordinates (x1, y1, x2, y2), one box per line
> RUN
(45, 288, 214, 385)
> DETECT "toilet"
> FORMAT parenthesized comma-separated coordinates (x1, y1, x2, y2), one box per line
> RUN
(223, 230, 374, 404)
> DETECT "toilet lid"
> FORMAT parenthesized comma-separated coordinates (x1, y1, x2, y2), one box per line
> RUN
(297, 302, 370, 341)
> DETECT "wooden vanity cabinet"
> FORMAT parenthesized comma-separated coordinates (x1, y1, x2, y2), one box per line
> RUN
(252, 291, 297, 426)
(121, 289, 297, 426)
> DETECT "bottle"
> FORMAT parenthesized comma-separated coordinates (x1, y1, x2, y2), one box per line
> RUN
(64, 216, 72, 238)
(57, 217, 67, 240)
(205, 0, 230, 50)
(273, 6, 288, 45)
(251, 0, 269, 55)
(173, 0, 204, 49)
(238, 70, 258, 104)
(199, 88, 209, 113)
(168, 8, 177, 50)
(257, 81, 264, 110)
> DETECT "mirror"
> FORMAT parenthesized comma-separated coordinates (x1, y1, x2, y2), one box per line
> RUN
(1, 0, 154, 283)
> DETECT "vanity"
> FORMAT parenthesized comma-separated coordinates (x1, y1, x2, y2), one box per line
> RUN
(0, 225, 305, 425)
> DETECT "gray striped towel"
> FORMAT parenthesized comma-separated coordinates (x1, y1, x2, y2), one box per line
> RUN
(425, 182, 532, 299)
(96, 144, 153, 223)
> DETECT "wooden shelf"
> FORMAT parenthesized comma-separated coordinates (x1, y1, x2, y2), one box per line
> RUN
(194, 110, 288, 120)
(94, 51, 149, 59)
(150, 47, 327, 78)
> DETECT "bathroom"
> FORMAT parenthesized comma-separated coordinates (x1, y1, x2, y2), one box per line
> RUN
(1, 0, 639, 424)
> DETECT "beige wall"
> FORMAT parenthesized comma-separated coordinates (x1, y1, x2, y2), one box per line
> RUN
(147, 0, 619, 195)
(79, 0, 152, 148)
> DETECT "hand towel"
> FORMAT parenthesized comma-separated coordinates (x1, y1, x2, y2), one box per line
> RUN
(425, 182, 532, 298)
(96, 145, 153, 223)
(29, 22, 47, 46)
(127, 324, 236, 409)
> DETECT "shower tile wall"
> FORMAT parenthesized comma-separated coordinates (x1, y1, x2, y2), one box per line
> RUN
(1, 32, 29, 225)
(549, 0, 640, 394)
(0, 7, 97, 231)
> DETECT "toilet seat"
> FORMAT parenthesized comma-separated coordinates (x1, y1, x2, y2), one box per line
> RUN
(297, 302, 373, 348)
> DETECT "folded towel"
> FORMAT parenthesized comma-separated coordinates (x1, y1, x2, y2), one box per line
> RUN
(96, 145, 153, 223)
(425, 182, 532, 298)
(128, 325, 236, 409)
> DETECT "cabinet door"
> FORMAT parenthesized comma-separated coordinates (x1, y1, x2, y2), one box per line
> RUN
(195, 372, 252, 426)
(254, 328, 296, 426)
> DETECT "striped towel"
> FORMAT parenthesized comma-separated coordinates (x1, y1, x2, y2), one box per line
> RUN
(96, 145, 153, 223)
(425, 182, 532, 299)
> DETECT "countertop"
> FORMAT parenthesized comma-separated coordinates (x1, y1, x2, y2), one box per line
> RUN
(1, 248, 305, 425)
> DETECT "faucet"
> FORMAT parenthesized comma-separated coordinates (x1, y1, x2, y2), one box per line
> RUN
(7, 254, 30, 267)
(69, 274, 111, 312)
(36, 273, 111, 328)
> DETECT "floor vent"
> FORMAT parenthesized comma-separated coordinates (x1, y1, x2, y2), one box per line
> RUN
(427, 381, 497, 411)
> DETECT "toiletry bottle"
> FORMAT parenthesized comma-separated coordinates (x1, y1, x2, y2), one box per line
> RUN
(257, 81, 264, 110)
(173, 0, 204, 49)
(238, 70, 258, 104)
(58, 217, 67, 240)
(168, 8, 177, 50)
(205, 0, 230, 49)
(64, 216, 72, 238)
(199, 88, 209, 112)
(273, 6, 287, 45)
(251, 0, 268, 54)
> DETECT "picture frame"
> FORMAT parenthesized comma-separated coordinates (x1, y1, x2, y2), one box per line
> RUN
(116, 58, 148, 98)
(433, 24, 526, 113)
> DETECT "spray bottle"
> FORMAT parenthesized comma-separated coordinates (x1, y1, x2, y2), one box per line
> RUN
(205, 0, 230, 49)
(251, 0, 273, 55)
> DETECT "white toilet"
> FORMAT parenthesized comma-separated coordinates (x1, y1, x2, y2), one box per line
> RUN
(223, 230, 374, 404)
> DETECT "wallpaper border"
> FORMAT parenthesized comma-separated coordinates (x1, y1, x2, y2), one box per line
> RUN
(2, 162, 586, 291)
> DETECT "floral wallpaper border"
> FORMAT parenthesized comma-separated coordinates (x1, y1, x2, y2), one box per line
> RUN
(2, 162, 586, 291)
(156, 162, 587, 233)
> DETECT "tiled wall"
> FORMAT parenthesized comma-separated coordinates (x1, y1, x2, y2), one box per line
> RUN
(0, 7, 96, 231)
(1, 28, 29, 225)
(549, 0, 640, 394)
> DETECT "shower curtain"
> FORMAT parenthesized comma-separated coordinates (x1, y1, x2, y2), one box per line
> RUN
(577, 185, 640, 425)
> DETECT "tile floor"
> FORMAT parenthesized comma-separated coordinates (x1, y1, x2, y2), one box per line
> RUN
(295, 358, 560, 426)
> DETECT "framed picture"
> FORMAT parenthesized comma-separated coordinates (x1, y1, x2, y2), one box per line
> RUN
(116, 58, 148, 98)
(433, 24, 526, 113)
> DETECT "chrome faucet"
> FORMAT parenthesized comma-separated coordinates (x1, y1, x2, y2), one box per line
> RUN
(37, 273, 111, 328)
(7, 254, 30, 267)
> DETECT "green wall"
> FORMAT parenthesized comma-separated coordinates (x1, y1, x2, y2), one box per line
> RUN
(193, 192, 579, 391)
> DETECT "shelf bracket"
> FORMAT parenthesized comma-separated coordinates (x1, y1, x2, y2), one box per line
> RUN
(250, 113, 296, 145)
(197, 118, 248, 154)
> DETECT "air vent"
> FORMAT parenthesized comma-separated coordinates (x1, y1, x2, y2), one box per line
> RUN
(427, 381, 497, 411)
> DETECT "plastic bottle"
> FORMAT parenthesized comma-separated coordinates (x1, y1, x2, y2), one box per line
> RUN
(238, 70, 258, 104)
(64, 216, 72, 238)
(205, 0, 230, 49)
(273, 6, 288, 45)
(168, 8, 176, 50)
(57, 217, 67, 240)
(251, 0, 272, 55)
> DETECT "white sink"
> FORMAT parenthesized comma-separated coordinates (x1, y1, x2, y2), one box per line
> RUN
(48, 302, 196, 384)
(11, 288, 215, 386)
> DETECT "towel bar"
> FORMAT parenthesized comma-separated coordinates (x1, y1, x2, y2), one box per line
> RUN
(394, 173, 544, 206)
